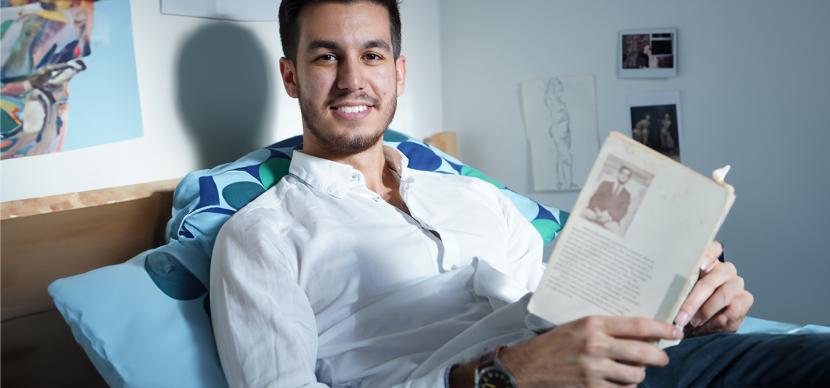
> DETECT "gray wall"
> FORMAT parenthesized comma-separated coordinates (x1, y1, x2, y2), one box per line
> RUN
(439, 0, 830, 325)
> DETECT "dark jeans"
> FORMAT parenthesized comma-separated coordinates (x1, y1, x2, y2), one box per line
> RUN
(641, 333, 830, 387)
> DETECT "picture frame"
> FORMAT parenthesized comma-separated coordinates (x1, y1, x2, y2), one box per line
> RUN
(626, 90, 682, 161)
(1, 0, 143, 160)
(618, 28, 677, 79)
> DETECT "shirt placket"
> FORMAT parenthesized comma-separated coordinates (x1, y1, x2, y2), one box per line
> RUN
(400, 175, 459, 272)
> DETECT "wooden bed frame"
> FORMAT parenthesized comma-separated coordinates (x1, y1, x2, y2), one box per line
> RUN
(1, 179, 178, 387)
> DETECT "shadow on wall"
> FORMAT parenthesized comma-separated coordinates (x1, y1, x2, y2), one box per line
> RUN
(176, 22, 273, 168)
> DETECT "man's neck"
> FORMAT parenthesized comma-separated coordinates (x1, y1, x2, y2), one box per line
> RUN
(302, 137, 391, 197)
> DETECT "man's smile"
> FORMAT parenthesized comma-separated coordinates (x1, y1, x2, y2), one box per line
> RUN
(330, 102, 374, 120)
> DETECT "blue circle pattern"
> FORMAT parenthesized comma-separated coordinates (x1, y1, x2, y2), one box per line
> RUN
(396, 142, 443, 171)
(144, 251, 207, 300)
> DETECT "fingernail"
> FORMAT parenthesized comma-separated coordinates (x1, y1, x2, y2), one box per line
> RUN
(690, 316, 702, 327)
(674, 311, 689, 326)
(672, 326, 684, 339)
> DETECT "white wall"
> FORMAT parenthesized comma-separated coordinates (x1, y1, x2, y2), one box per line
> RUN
(1, 1, 279, 201)
(439, 0, 830, 325)
(1, 0, 443, 201)
(393, 0, 443, 139)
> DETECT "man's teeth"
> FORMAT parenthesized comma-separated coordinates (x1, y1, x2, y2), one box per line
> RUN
(338, 105, 368, 114)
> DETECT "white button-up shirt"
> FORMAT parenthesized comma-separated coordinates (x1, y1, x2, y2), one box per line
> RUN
(210, 147, 546, 387)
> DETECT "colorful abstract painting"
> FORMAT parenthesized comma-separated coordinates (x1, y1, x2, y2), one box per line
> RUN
(1, 0, 142, 159)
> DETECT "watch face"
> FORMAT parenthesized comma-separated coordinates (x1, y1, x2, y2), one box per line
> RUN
(477, 366, 517, 388)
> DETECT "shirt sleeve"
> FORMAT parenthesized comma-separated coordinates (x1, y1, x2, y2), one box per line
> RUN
(385, 366, 453, 388)
(210, 210, 328, 388)
(489, 183, 546, 292)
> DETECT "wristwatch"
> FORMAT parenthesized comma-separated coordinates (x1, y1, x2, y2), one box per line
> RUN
(475, 346, 517, 388)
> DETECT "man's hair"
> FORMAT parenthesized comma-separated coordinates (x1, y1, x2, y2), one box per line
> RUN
(278, 0, 402, 63)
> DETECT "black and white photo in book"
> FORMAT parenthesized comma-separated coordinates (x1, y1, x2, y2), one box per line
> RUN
(583, 154, 654, 237)
(618, 28, 677, 78)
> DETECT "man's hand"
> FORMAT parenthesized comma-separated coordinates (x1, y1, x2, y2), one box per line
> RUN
(674, 241, 754, 336)
(498, 316, 682, 387)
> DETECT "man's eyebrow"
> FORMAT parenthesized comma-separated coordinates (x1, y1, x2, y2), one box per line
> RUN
(305, 39, 391, 53)
(363, 39, 391, 52)
(306, 40, 341, 52)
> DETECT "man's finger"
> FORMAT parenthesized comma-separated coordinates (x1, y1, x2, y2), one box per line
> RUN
(708, 240, 724, 259)
(694, 276, 744, 325)
(606, 338, 669, 367)
(699, 241, 723, 272)
(602, 316, 682, 340)
(598, 358, 648, 385)
(675, 262, 736, 326)
(700, 292, 753, 333)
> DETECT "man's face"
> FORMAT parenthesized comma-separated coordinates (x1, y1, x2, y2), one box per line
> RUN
(279, 2, 406, 157)
(618, 168, 632, 185)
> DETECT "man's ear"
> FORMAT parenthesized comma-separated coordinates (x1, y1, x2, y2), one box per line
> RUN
(395, 55, 406, 97)
(279, 57, 299, 98)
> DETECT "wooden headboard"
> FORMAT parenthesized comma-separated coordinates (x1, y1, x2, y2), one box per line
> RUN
(1, 179, 178, 387)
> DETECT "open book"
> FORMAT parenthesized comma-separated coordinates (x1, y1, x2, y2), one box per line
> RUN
(528, 131, 735, 347)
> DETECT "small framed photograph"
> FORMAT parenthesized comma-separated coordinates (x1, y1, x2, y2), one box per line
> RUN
(618, 28, 677, 78)
(627, 91, 682, 161)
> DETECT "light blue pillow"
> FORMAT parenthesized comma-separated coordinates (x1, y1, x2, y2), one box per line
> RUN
(737, 316, 830, 335)
(49, 130, 568, 388)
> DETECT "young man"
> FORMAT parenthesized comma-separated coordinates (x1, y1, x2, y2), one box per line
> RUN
(210, 1, 829, 387)
(584, 166, 633, 231)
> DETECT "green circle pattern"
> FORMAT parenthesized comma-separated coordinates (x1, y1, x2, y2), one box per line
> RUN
(259, 158, 291, 189)
(223, 182, 265, 210)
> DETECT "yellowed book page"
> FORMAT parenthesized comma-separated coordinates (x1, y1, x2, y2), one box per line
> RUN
(529, 132, 735, 334)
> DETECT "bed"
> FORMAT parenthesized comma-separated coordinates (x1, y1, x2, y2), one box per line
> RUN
(1, 131, 826, 387)
(1, 179, 178, 386)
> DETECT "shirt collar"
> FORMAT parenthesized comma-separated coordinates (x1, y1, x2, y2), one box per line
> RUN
(288, 146, 410, 198)
(382, 145, 410, 180)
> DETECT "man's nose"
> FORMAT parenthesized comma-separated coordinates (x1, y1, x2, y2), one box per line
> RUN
(336, 57, 365, 91)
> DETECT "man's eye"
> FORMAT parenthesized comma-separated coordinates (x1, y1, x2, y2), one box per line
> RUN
(317, 54, 337, 62)
(363, 53, 383, 62)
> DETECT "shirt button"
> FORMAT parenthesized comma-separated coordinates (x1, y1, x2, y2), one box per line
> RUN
(351, 173, 359, 181)
(373, 196, 381, 202)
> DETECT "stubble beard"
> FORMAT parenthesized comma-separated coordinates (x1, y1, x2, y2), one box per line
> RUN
(300, 90, 396, 157)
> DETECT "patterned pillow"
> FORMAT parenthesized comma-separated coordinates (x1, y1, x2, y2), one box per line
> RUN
(48, 129, 568, 388)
